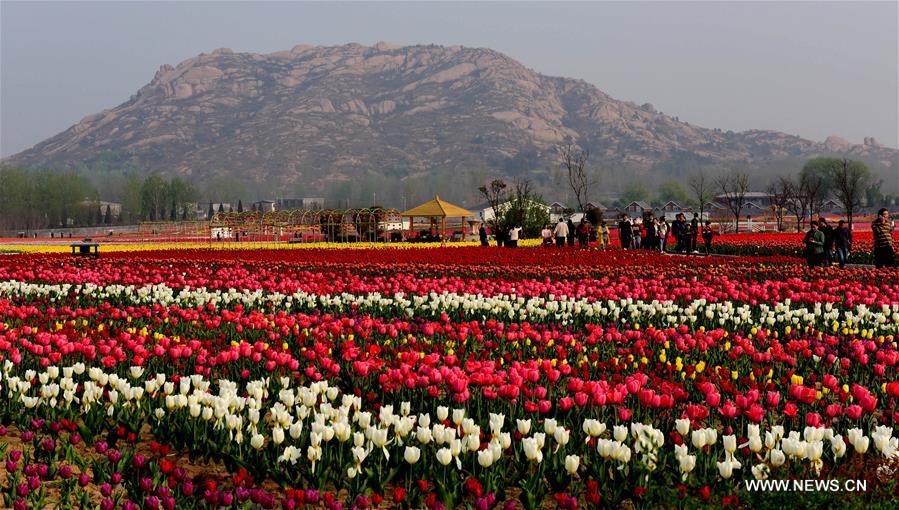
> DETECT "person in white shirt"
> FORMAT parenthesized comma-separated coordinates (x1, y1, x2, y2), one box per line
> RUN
(541, 225, 553, 246)
(553, 219, 569, 247)
(508, 225, 522, 248)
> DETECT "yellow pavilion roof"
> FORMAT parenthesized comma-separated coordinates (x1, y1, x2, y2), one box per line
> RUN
(400, 196, 475, 217)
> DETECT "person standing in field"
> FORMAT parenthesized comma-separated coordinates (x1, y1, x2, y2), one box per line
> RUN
(479, 224, 489, 247)
(508, 225, 522, 248)
(804, 221, 824, 268)
(872, 208, 896, 268)
(833, 219, 852, 268)
(541, 224, 553, 247)
(690, 214, 700, 253)
(817, 217, 835, 266)
(644, 216, 657, 250)
(657, 217, 669, 253)
(553, 218, 569, 247)
(577, 220, 590, 247)
(618, 214, 632, 249)
(599, 221, 610, 250)
(632, 219, 642, 249)
(701, 221, 714, 256)
(672, 214, 685, 253)
(566, 218, 576, 247)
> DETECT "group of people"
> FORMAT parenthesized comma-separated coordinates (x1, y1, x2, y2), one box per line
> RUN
(806, 208, 895, 269)
(618, 212, 715, 255)
(540, 218, 611, 248)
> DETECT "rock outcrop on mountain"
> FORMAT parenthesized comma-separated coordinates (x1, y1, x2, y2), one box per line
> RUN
(4, 42, 896, 197)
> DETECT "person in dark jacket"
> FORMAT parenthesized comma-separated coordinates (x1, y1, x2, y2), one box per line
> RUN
(566, 218, 576, 247)
(701, 221, 714, 256)
(817, 217, 835, 266)
(671, 214, 686, 253)
(577, 220, 590, 247)
(618, 214, 633, 249)
(479, 225, 489, 247)
(804, 222, 825, 268)
(690, 214, 700, 253)
(644, 216, 657, 250)
(833, 220, 852, 268)
(872, 208, 895, 268)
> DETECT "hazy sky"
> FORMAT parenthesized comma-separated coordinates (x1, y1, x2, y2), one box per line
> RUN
(2, 1, 897, 157)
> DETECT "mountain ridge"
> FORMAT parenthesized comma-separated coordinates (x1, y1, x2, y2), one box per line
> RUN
(4, 42, 897, 203)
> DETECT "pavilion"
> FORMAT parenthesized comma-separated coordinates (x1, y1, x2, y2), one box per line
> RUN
(400, 196, 475, 243)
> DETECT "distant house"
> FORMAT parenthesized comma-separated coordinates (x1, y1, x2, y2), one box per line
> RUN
(275, 198, 325, 210)
(253, 200, 276, 213)
(196, 203, 232, 219)
(820, 198, 843, 215)
(714, 192, 773, 209)
(622, 201, 652, 215)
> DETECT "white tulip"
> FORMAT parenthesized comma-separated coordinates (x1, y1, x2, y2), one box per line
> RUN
(436, 448, 453, 466)
(564, 454, 580, 475)
(404, 446, 421, 464)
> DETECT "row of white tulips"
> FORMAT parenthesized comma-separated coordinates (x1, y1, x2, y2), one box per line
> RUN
(1, 280, 897, 334)
(2, 362, 896, 484)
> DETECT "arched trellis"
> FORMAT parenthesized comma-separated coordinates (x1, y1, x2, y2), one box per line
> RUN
(206, 207, 402, 244)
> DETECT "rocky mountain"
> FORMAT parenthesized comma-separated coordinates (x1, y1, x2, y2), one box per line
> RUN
(4, 42, 897, 203)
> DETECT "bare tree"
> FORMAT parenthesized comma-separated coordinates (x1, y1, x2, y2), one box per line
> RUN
(767, 179, 792, 232)
(688, 171, 715, 221)
(829, 158, 871, 229)
(478, 179, 508, 230)
(779, 177, 806, 232)
(715, 172, 750, 233)
(558, 143, 592, 213)
(798, 169, 826, 221)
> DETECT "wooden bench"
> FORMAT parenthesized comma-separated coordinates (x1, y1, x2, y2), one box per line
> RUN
(70, 242, 100, 258)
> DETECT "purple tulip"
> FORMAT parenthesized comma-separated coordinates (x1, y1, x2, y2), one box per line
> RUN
(70, 433, 81, 445)
(123, 500, 139, 510)
(161, 496, 176, 510)
(203, 489, 219, 506)
(132, 454, 146, 468)
(13, 499, 27, 510)
(355, 495, 370, 509)
(37, 463, 49, 478)
(139, 477, 154, 493)
(6, 460, 17, 473)
(58, 464, 72, 479)
(305, 490, 320, 504)
(50, 421, 61, 433)
(100, 482, 113, 497)
(144, 495, 160, 510)
(220, 491, 234, 506)
(181, 481, 194, 497)
(503, 501, 517, 510)
(107, 449, 122, 463)
(156, 486, 170, 498)
(24, 465, 37, 477)
(111, 472, 123, 485)
(20, 431, 33, 442)
(27, 476, 41, 490)
(16, 483, 28, 498)
(100, 499, 115, 510)
(0, 425, 7, 436)
(95, 441, 109, 454)
(236, 486, 250, 503)
(171, 467, 185, 482)
(9, 450, 22, 462)
(78, 472, 91, 487)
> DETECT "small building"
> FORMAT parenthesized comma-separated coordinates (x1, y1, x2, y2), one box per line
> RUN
(253, 200, 276, 213)
(275, 198, 325, 210)
(622, 201, 652, 215)
(820, 198, 843, 215)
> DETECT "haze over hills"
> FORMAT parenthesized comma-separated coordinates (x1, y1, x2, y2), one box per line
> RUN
(3, 42, 897, 206)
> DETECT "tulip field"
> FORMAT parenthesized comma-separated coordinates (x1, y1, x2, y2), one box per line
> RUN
(0, 246, 897, 509)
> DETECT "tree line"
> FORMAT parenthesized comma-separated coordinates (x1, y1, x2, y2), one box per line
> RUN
(0, 167, 197, 231)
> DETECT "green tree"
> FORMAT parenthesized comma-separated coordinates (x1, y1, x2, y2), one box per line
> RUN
(140, 175, 168, 221)
(237, 200, 244, 213)
(120, 173, 144, 223)
(619, 182, 649, 206)
(655, 180, 691, 206)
